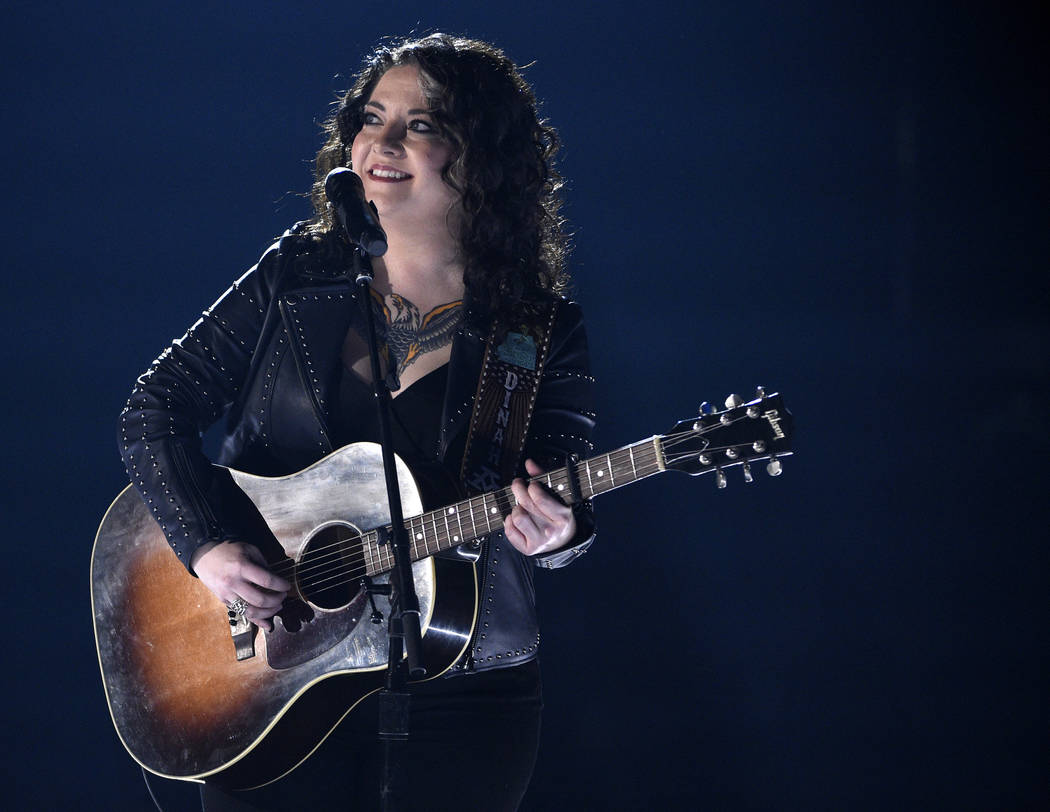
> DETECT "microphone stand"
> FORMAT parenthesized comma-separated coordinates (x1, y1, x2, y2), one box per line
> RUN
(349, 244, 426, 812)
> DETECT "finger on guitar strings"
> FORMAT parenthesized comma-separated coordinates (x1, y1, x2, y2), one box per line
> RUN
(241, 545, 293, 593)
(504, 508, 541, 555)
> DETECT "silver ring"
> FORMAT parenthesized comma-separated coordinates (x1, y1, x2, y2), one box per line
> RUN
(227, 597, 248, 616)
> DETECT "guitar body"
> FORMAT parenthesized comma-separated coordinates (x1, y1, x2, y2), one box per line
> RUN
(91, 443, 477, 789)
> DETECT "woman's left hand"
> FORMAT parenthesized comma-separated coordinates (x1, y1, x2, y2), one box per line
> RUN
(505, 458, 577, 557)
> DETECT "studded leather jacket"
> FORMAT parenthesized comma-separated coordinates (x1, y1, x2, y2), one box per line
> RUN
(118, 229, 597, 675)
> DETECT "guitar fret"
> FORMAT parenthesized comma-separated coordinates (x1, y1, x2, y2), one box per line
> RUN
(482, 493, 495, 532)
(468, 496, 480, 539)
(453, 505, 464, 545)
(623, 448, 639, 477)
(584, 459, 594, 497)
(412, 519, 420, 559)
(548, 471, 567, 500)
(464, 498, 475, 539)
(595, 453, 610, 493)
(441, 509, 452, 550)
(429, 511, 440, 554)
(634, 444, 651, 475)
(472, 497, 481, 536)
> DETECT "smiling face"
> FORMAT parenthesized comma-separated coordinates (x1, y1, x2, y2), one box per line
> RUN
(349, 64, 461, 236)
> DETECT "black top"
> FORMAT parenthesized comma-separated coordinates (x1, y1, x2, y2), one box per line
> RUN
(333, 362, 449, 472)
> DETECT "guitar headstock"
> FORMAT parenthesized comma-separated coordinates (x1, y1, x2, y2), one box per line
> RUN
(660, 388, 793, 486)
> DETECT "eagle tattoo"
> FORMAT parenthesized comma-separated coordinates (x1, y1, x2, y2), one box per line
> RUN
(373, 290, 464, 382)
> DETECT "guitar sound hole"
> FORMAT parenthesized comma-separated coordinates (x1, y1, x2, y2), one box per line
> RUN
(297, 523, 366, 611)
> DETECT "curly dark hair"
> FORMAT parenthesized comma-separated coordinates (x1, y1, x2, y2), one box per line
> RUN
(308, 33, 570, 323)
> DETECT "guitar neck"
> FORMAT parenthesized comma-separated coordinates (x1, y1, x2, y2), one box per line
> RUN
(362, 437, 665, 576)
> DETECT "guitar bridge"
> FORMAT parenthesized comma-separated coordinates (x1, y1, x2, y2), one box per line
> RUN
(229, 612, 256, 661)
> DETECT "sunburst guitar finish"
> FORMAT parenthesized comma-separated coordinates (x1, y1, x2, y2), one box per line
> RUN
(91, 443, 476, 789)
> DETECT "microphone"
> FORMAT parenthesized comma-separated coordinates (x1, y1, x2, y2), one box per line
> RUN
(324, 167, 388, 256)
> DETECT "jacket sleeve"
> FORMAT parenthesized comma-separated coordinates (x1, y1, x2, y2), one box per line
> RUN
(522, 300, 598, 570)
(117, 242, 286, 571)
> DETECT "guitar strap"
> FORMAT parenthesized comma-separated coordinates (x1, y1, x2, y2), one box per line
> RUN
(459, 300, 559, 496)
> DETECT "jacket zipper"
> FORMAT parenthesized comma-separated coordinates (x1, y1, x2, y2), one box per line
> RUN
(171, 442, 222, 539)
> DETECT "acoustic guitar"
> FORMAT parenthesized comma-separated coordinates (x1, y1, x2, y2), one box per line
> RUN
(91, 391, 793, 789)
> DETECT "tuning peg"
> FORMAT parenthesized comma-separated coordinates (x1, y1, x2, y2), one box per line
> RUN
(715, 469, 727, 489)
(742, 461, 753, 483)
(766, 455, 783, 477)
(699, 401, 713, 415)
(725, 393, 744, 409)
(754, 385, 766, 399)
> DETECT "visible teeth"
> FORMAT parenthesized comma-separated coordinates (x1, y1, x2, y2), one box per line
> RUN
(371, 168, 408, 179)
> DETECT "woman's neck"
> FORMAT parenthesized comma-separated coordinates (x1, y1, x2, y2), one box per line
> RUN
(369, 230, 466, 308)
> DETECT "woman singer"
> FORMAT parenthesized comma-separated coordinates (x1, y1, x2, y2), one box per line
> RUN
(119, 33, 596, 811)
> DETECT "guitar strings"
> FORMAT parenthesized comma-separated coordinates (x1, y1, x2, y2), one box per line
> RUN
(283, 440, 747, 597)
(270, 439, 665, 588)
(266, 481, 519, 580)
(258, 417, 757, 599)
(266, 420, 751, 592)
(271, 431, 750, 595)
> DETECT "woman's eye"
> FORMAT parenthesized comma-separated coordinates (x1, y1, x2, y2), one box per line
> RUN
(409, 119, 435, 133)
(362, 112, 381, 125)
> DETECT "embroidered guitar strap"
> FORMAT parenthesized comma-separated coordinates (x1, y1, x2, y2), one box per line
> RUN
(459, 300, 559, 496)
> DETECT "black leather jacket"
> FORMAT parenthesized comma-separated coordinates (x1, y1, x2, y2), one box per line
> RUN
(119, 230, 597, 674)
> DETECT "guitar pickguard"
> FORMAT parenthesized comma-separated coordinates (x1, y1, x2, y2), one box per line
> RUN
(228, 446, 436, 672)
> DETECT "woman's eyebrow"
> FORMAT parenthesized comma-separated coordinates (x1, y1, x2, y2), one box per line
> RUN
(364, 100, 432, 115)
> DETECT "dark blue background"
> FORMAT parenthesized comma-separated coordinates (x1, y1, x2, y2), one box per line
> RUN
(3, 1, 1046, 808)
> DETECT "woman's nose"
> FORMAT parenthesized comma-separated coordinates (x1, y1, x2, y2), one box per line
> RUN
(375, 123, 406, 154)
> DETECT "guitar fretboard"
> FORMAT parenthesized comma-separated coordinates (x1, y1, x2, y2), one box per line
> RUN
(361, 436, 666, 576)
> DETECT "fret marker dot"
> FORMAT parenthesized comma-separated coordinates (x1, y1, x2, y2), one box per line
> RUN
(453, 535, 459, 541)
(448, 507, 455, 514)
(490, 507, 498, 515)
(415, 532, 423, 540)
(557, 484, 565, 491)
(597, 470, 605, 477)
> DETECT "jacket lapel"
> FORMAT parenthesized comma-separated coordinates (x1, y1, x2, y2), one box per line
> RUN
(278, 282, 358, 447)
(439, 295, 489, 462)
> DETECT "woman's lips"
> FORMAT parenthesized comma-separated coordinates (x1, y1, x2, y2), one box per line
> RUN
(367, 165, 411, 182)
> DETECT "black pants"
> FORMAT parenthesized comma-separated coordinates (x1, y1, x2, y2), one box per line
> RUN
(200, 660, 542, 812)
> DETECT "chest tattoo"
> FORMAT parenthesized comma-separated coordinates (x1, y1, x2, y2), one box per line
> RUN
(373, 291, 464, 376)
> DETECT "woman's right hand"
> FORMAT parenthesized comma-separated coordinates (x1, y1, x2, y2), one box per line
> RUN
(191, 541, 292, 632)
